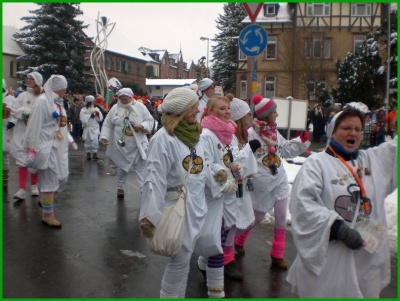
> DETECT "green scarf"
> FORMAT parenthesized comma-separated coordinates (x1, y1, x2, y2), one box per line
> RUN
(162, 113, 200, 148)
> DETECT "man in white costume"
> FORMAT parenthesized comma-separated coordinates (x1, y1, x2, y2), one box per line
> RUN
(100, 88, 154, 198)
(24, 75, 70, 228)
(287, 105, 397, 297)
(80, 95, 103, 160)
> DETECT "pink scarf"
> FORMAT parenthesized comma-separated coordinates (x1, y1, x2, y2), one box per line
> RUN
(252, 118, 278, 153)
(201, 115, 235, 145)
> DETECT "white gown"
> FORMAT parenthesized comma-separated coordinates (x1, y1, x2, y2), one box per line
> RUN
(100, 101, 154, 172)
(248, 127, 310, 212)
(139, 127, 222, 252)
(287, 137, 397, 298)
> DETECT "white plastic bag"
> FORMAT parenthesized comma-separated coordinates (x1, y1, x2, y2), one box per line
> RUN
(149, 187, 186, 257)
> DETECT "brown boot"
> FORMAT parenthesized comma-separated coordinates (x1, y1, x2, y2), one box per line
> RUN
(92, 153, 99, 160)
(234, 243, 246, 256)
(270, 256, 287, 270)
(117, 189, 124, 198)
(42, 216, 62, 228)
(3, 169, 9, 189)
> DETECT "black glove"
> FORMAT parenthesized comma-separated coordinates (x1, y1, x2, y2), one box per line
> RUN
(90, 113, 95, 118)
(249, 139, 261, 153)
(6, 121, 15, 130)
(331, 220, 363, 250)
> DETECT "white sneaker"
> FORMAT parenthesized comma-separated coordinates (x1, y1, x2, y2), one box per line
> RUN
(13, 189, 26, 200)
(31, 185, 40, 196)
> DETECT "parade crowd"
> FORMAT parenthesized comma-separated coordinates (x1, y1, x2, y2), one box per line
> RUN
(2, 75, 397, 298)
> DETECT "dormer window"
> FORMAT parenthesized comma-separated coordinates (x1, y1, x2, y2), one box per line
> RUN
(263, 3, 280, 17)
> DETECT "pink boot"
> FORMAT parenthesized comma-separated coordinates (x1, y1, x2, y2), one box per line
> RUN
(270, 227, 287, 270)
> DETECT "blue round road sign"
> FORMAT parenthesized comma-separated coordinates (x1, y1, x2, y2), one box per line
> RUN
(239, 24, 268, 57)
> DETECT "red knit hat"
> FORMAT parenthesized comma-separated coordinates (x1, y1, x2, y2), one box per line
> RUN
(252, 95, 277, 119)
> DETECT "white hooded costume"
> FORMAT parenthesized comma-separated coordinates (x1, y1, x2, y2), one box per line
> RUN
(80, 95, 103, 152)
(10, 72, 43, 166)
(23, 75, 69, 191)
(287, 111, 397, 297)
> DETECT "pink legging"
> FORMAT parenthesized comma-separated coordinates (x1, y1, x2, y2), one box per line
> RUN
(229, 198, 288, 246)
(18, 167, 39, 189)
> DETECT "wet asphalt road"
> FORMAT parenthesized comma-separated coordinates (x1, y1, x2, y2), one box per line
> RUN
(2, 140, 397, 298)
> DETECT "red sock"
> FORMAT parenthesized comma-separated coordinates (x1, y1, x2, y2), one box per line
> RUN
(18, 167, 28, 190)
(223, 246, 235, 266)
(234, 229, 251, 247)
(31, 172, 39, 185)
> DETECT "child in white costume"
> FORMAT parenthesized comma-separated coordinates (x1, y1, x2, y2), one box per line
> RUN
(8, 72, 43, 199)
(234, 95, 310, 270)
(24, 75, 70, 228)
(139, 87, 231, 298)
(80, 95, 103, 160)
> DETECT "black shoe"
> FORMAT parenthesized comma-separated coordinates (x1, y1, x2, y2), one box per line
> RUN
(224, 262, 242, 280)
(197, 263, 207, 282)
(92, 153, 99, 160)
(86, 153, 91, 160)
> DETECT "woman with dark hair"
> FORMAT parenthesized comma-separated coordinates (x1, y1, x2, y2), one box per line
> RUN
(287, 104, 397, 297)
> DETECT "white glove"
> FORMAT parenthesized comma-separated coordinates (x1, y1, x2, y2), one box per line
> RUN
(222, 179, 238, 195)
(232, 162, 244, 176)
(213, 169, 228, 184)
(70, 141, 78, 150)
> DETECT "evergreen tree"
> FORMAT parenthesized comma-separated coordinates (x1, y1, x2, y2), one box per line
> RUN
(334, 33, 384, 109)
(13, 3, 93, 93)
(212, 3, 247, 94)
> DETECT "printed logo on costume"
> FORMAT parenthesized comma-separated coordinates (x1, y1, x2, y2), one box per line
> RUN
(182, 155, 204, 174)
(223, 153, 231, 169)
(334, 183, 363, 222)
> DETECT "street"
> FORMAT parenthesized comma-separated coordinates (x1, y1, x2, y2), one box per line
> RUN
(2, 140, 397, 298)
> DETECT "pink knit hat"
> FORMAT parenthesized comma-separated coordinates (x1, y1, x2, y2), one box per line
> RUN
(252, 95, 277, 119)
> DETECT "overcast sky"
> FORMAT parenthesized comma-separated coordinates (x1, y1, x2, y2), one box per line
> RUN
(3, 2, 226, 63)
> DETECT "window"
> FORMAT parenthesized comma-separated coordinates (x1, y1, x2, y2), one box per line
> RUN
(266, 36, 277, 59)
(354, 34, 366, 54)
(265, 5, 276, 16)
(239, 48, 247, 61)
(106, 56, 111, 70)
(9, 61, 13, 76)
(351, 3, 371, 16)
(136, 63, 141, 76)
(305, 35, 331, 59)
(117, 59, 122, 72)
(307, 3, 330, 16)
(265, 76, 276, 98)
(308, 80, 315, 100)
(240, 80, 247, 99)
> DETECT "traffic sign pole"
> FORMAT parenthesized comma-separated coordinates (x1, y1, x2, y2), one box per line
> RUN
(240, 4, 266, 119)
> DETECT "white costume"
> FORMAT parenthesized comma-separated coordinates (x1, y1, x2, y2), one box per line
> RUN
(2, 92, 16, 167)
(248, 128, 310, 212)
(196, 94, 209, 122)
(287, 138, 397, 298)
(10, 89, 41, 166)
(100, 98, 154, 188)
(24, 77, 69, 192)
(80, 105, 103, 153)
(139, 127, 222, 297)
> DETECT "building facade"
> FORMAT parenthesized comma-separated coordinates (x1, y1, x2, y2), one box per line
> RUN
(236, 2, 384, 107)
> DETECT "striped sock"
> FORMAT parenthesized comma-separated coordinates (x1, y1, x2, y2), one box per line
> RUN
(41, 192, 55, 217)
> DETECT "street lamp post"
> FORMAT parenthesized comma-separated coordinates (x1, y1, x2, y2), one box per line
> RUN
(200, 36, 210, 78)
